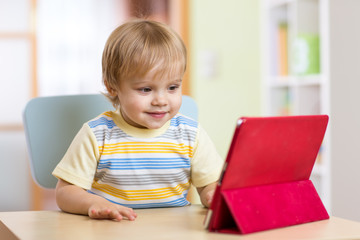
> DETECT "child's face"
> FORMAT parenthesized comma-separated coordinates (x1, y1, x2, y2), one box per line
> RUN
(115, 68, 183, 129)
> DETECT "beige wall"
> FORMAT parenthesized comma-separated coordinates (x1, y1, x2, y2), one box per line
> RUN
(190, 0, 261, 158)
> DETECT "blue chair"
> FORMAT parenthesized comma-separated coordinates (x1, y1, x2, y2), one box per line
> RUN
(23, 94, 198, 189)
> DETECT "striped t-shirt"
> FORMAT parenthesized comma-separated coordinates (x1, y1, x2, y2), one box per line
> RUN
(53, 111, 223, 208)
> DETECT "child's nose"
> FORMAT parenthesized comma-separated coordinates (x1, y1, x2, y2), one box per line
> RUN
(152, 93, 167, 106)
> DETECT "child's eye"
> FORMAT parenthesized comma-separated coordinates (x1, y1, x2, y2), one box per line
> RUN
(139, 87, 152, 93)
(168, 85, 179, 91)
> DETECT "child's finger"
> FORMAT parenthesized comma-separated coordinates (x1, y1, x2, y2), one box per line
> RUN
(108, 210, 123, 221)
(119, 208, 137, 221)
(91, 208, 112, 219)
(89, 208, 102, 219)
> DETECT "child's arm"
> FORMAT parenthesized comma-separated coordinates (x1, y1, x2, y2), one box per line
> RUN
(196, 182, 218, 207)
(55, 179, 137, 221)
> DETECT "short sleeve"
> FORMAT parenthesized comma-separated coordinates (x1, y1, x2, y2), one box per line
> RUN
(52, 123, 99, 190)
(190, 125, 224, 187)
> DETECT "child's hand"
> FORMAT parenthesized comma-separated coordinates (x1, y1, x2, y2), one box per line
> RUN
(197, 182, 217, 208)
(205, 189, 215, 206)
(55, 179, 137, 221)
(88, 202, 137, 221)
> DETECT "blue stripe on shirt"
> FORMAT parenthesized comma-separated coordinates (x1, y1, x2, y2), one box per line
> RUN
(170, 116, 198, 128)
(97, 157, 190, 170)
(88, 116, 117, 129)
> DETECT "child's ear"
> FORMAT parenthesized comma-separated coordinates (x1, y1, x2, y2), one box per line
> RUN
(104, 81, 118, 96)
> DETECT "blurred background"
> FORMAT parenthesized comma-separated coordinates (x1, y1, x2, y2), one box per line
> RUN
(1, 0, 360, 222)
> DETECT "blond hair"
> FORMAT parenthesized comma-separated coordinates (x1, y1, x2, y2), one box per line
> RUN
(102, 19, 187, 108)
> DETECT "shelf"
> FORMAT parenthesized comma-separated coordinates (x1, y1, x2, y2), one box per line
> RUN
(264, 0, 360, 220)
(267, 0, 295, 8)
(263, 0, 330, 210)
(267, 74, 323, 87)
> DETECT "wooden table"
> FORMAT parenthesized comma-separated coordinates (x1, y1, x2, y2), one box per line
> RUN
(1, 205, 360, 240)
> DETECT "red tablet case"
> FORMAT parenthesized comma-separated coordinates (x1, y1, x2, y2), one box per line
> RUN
(205, 115, 329, 234)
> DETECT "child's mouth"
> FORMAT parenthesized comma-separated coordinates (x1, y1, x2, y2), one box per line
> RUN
(147, 112, 167, 118)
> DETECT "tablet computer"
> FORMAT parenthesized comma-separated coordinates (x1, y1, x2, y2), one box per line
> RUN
(205, 115, 329, 234)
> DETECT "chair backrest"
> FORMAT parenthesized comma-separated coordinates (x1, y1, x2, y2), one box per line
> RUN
(23, 94, 198, 189)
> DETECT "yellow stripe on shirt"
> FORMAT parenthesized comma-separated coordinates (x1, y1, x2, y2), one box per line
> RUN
(99, 142, 194, 157)
(92, 181, 190, 201)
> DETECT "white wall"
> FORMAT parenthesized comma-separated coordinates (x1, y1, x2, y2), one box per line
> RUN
(0, 132, 31, 211)
(329, 0, 360, 222)
(0, 0, 33, 211)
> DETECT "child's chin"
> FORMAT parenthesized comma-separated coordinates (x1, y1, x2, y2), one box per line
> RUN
(145, 125, 163, 130)
(145, 121, 167, 129)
